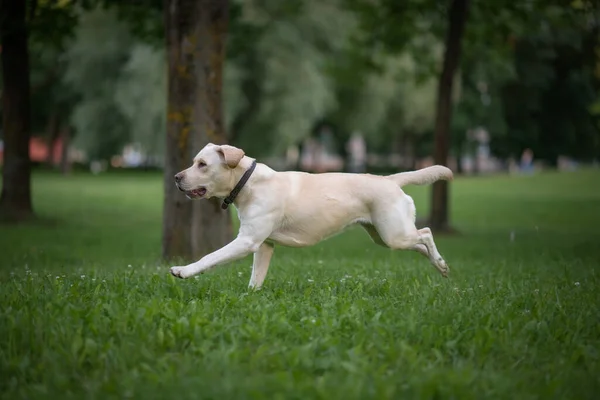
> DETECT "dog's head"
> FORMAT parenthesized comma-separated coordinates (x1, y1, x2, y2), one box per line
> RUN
(174, 143, 245, 200)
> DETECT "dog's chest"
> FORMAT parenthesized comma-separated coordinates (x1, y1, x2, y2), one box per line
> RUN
(266, 210, 363, 248)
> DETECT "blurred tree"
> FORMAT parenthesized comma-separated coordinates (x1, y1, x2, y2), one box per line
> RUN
(27, 0, 79, 171)
(498, 1, 600, 164)
(162, 0, 233, 262)
(229, 0, 357, 157)
(114, 44, 166, 165)
(329, 49, 441, 166)
(61, 7, 134, 161)
(386, 53, 441, 168)
(1, 0, 33, 221)
(429, 0, 469, 233)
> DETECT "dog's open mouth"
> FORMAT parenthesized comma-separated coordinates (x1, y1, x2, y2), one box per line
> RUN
(185, 187, 207, 199)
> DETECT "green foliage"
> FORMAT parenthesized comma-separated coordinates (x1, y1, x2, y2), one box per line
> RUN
(1, 170, 600, 398)
(332, 50, 441, 153)
(497, 2, 600, 162)
(114, 44, 166, 163)
(229, 0, 359, 156)
(20, 0, 599, 164)
(27, 0, 80, 51)
(28, 39, 75, 134)
(61, 7, 134, 160)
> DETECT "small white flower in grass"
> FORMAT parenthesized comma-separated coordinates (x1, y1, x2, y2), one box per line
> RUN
(238, 272, 243, 277)
(574, 282, 580, 286)
(311, 319, 316, 324)
(81, 275, 86, 279)
(127, 265, 132, 268)
(102, 279, 106, 283)
(523, 309, 531, 315)
(307, 279, 314, 283)
(479, 285, 483, 288)
(534, 289, 539, 294)
(92, 278, 96, 281)
(56, 276, 60, 279)
(318, 260, 323, 265)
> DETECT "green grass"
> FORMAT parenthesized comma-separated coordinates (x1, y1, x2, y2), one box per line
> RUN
(1, 169, 600, 399)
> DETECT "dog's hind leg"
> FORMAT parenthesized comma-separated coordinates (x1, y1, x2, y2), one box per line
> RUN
(363, 222, 430, 259)
(371, 198, 449, 277)
(248, 242, 274, 290)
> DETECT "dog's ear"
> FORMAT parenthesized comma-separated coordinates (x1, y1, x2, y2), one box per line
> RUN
(217, 145, 245, 168)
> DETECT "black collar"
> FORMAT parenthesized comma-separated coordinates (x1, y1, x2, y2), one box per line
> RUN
(221, 160, 257, 210)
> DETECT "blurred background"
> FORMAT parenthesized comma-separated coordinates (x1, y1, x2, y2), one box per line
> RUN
(0, 0, 598, 258)
(2, 0, 597, 172)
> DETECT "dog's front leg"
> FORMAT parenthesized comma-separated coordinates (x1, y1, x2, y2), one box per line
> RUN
(170, 237, 260, 279)
(248, 242, 274, 290)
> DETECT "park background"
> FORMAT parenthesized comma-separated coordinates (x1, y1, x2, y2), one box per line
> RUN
(1, 0, 599, 399)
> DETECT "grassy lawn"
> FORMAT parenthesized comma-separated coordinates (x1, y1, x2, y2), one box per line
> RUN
(1, 169, 599, 399)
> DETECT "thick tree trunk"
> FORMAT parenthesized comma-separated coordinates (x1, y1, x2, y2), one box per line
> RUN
(163, 0, 233, 262)
(0, 0, 33, 221)
(429, 0, 469, 232)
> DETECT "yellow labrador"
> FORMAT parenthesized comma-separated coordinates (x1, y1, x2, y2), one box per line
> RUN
(171, 143, 453, 288)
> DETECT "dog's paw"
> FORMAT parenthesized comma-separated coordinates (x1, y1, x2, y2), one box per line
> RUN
(439, 262, 450, 278)
(170, 266, 189, 279)
(435, 258, 450, 278)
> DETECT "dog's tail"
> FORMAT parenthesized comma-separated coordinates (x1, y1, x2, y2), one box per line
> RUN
(387, 165, 453, 187)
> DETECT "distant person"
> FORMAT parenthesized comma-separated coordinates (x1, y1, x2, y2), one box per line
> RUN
(346, 132, 366, 173)
(520, 148, 534, 174)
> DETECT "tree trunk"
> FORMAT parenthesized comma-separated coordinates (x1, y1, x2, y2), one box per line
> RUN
(45, 112, 60, 168)
(163, 0, 233, 262)
(60, 127, 71, 175)
(0, 0, 33, 221)
(429, 0, 469, 232)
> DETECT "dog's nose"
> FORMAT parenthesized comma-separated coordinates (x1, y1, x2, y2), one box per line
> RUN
(174, 172, 184, 183)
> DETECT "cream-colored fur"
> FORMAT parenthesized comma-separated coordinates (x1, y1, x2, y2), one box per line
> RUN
(171, 143, 453, 288)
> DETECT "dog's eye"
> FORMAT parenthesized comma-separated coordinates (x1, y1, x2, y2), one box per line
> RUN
(198, 162, 206, 168)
